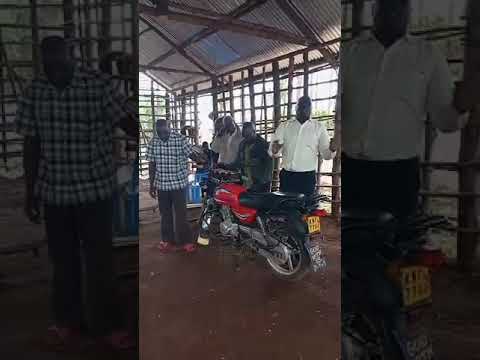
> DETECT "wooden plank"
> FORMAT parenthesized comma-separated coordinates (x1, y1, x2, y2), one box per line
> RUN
(272, 61, 281, 189)
(248, 67, 256, 125)
(229, 75, 235, 117)
(193, 84, 199, 145)
(212, 77, 219, 119)
(140, 65, 206, 75)
(287, 56, 294, 121)
(303, 51, 309, 96)
(240, 71, 245, 123)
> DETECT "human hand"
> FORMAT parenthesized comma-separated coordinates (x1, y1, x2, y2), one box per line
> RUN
(149, 187, 157, 199)
(271, 141, 282, 155)
(329, 137, 338, 153)
(25, 195, 41, 224)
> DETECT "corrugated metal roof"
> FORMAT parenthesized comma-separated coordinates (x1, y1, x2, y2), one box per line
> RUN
(139, 0, 340, 89)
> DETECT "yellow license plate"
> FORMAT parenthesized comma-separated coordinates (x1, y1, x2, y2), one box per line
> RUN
(306, 216, 321, 234)
(400, 266, 432, 307)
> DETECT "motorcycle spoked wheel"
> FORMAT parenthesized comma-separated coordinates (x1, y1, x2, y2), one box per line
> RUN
(342, 313, 385, 360)
(265, 234, 310, 281)
(198, 204, 221, 240)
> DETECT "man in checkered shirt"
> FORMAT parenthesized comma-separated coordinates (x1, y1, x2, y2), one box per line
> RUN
(147, 119, 204, 253)
(15, 36, 137, 349)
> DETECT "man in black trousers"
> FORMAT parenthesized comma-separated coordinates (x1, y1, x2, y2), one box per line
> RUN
(16, 36, 137, 349)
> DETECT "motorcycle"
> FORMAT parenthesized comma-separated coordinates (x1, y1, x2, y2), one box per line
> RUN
(341, 209, 449, 360)
(198, 168, 329, 281)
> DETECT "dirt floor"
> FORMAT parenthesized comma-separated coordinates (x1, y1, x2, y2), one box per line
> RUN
(2, 174, 480, 359)
(139, 189, 342, 360)
(0, 178, 139, 359)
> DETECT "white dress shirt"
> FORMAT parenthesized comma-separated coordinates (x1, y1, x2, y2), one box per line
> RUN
(341, 33, 466, 161)
(269, 118, 335, 172)
(211, 127, 243, 165)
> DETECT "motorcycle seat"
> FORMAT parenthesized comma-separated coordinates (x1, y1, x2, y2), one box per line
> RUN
(239, 191, 305, 210)
(342, 209, 394, 224)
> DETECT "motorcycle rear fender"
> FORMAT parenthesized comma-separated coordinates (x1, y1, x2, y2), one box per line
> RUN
(287, 211, 309, 239)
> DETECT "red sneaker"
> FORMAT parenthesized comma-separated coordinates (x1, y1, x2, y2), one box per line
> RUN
(157, 241, 177, 253)
(183, 243, 197, 253)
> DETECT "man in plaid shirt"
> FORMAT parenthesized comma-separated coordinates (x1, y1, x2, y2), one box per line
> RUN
(15, 36, 137, 349)
(147, 119, 204, 253)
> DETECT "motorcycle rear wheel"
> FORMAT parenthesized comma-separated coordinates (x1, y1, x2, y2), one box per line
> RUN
(265, 235, 310, 281)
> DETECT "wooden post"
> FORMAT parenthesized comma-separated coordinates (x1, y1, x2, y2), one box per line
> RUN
(458, 0, 480, 272)
(422, 116, 435, 212)
(248, 67, 256, 126)
(31, 0, 40, 75)
(287, 55, 294, 120)
(262, 66, 267, 138)
(272, 61, 281, 191)
(241, 71, 245, 123)
(229, 75, 235, 118)
(150, 78, 155, 126)
(194, 84, 199, 145)
(212, 76, 218, 119)
(303, 51, 309, 96)
(63, 0, 75, 42)
(165, 91, 171, 122)
(0, 29, 6, 165)
(181, 89, 187, 130)
(352, 0, 365, 38)
(84, 0, 93, 67)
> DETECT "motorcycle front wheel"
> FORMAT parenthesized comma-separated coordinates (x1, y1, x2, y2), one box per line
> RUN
(265, 235, 310, 281)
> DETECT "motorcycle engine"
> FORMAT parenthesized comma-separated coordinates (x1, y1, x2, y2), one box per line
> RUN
(219, 206, 238, 237)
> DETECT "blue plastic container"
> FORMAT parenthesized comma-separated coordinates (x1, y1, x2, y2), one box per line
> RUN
(195, 171, 209, 185)
(187, 183, 202, 204)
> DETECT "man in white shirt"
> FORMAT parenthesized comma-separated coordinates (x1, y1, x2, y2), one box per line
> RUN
(270, 95, 337, 196)
(212, 115, 244, 165)
(341, 0, 478, 217)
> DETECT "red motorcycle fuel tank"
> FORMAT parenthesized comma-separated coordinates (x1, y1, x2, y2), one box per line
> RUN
(214, 183, 257, 224)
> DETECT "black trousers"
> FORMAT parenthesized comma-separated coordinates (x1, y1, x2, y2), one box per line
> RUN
(341, 153, 420, 218)
(279, 169, 316, 196)
(249, 182, 271, 193)
(44, 197, 118, 336)
(157, 189, 192, 246)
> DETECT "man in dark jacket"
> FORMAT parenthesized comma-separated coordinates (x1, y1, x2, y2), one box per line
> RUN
(222, 122, 273, 192)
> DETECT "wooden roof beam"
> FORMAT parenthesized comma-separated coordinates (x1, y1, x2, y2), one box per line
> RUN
(139, 15, 214, 76)
(147, 0, 268, 67)
(275, 0, 337, 66)
(140, 65, 207, 75)
(165, 11, 309, 46)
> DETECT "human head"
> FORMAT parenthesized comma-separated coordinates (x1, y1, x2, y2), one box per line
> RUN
(296, 96, 312, 124)
(214, 116, 224, 135)
(202, 141, 209, 150)
(40, 36, 72, 80)
(155, 119, 170, 141)
(373, 0, 410, 45)
(242, 122, 256, 140)
(223, 115, 236, 133)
